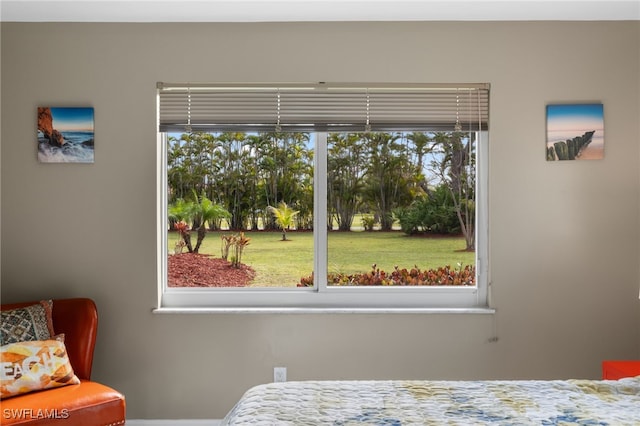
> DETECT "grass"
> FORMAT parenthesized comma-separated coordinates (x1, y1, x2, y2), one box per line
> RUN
(168, 230, 474, 287)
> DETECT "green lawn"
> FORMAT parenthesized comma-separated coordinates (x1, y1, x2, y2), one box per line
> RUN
(168, 230, 474, 287)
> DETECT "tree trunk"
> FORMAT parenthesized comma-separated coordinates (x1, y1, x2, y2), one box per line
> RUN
(193, 226, 206, 253)
(181, 231, 193, 253)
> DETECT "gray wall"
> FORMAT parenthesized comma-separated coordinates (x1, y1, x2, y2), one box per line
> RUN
(1, 21, 639, 419)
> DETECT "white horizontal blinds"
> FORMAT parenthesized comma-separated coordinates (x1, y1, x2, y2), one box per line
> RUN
(157, 82, 489, 133)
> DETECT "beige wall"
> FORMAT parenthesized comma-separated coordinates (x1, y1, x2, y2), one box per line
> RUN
(1, 21, 639, 419)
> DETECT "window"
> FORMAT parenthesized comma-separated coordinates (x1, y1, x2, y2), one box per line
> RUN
(157, 83, 489, 311)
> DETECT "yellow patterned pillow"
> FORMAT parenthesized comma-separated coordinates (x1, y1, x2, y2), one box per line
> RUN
(0, 338, 80, 399)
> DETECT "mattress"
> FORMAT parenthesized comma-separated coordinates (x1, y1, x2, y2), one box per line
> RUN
(221, 378, 640, 425)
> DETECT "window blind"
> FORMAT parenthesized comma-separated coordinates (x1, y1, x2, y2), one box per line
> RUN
(157, 82, 489, 133)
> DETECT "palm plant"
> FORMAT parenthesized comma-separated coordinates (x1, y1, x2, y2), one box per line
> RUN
(268, 201, 299, 241)
(191, 192, 231, 253)
(168, 193, 230, 253)
(168, 198, 193, 252)
(168, 198, 190, 228)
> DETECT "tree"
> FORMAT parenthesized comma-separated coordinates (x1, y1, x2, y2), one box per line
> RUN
(213, 132, 253, 230)
(168, 192, 230, 253)
(244, 134, 267, 230)
(167, 133, 217, 203)
(431, 131, 476, 251)
(406, 132, 435, 193)
(258, 132, 312, 231)
(190, 193, 231, 253)
(328, 133, 367, 231)
(363, 132, 416, 231)
(268, 201, 299, 241)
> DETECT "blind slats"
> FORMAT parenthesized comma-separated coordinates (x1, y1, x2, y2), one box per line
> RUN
(158, 83, 489, 133)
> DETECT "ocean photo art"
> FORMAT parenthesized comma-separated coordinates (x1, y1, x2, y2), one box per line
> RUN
(37, 107, 95, 163)
(546, 103, 604, 161)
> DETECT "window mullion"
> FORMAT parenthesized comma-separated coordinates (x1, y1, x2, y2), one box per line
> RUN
(158, 132, 168, 308)
(314, 132, 328, 292)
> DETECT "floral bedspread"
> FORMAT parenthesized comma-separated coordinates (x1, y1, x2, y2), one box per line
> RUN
(221, 378, 640, 425)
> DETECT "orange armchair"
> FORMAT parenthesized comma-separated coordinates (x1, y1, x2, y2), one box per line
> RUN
(1, 298, 126, 425)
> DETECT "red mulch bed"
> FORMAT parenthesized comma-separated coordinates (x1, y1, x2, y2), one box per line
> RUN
(168, 253, 256, 287)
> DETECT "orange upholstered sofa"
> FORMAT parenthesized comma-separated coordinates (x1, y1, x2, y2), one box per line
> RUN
(1, 298, 126, 425)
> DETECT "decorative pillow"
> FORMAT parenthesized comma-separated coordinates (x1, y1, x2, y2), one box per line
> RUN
(0, 337, 80, 399)
(0, 300, 55, 345)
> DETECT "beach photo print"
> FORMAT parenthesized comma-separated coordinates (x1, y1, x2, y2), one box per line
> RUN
(37, 107, 95, 163)
(546, 103, 604, 161)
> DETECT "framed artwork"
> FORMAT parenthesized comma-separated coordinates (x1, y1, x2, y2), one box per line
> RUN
(546, 103, 604, 161)
(37, 107, 94, 163)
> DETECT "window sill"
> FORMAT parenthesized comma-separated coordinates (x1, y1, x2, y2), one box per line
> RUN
(152, 306, 496, 315)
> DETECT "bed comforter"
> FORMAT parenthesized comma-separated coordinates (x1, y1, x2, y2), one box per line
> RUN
(221, 378, 640, 425)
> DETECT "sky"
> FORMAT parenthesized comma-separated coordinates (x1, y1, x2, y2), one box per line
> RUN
(51, 107, 94, 132)
(546, 103, 604, 134)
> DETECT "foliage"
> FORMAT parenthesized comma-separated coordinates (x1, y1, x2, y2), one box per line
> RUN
(173, 221, 192, 253)
(328, 133, 367, 231)
(221, 232, 251, 268)
(395, 184, 460, 235)
(168, 192, 230, 253)
(430, 131, 476, 250)
(167, 130, 476, 251)
(299, 263, 475, 287)
(361, 132, 421, 231)
(268, 201, 300, 241)
(169, 230, 474, 288)
(168, 132, 313, 231)
(361, 215, 377, 232)
(220, 234, 233, 261)
(168, 198, 191, 230)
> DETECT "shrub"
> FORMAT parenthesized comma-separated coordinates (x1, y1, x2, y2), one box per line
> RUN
(396, 185, 460, 235)
(361, 215, 377, 231)
(298, 263, 474, 287)
(221, 232, 251, 268)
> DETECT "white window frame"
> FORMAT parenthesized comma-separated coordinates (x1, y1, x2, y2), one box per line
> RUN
(155, 84, 491, 313)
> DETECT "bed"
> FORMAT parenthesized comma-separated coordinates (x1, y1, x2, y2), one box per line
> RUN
(221, 378, 640, 425)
